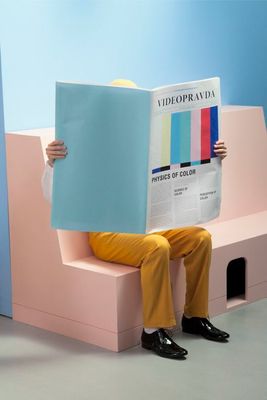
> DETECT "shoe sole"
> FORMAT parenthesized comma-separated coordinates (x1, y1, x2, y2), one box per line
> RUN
(182, 329, 229, 342)
(141, 343, 187, 360)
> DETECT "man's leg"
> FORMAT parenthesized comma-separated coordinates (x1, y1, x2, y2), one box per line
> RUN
(157, 226, 211, 318)
(90, 232, 176, 327)
(157, 227, 230, 341)
(89, 232, 187, 359)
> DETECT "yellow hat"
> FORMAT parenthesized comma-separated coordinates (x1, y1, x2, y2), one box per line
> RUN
(110, 79, 137, 88)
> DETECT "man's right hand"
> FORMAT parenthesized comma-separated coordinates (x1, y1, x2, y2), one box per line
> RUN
(46, 140, 68, 167)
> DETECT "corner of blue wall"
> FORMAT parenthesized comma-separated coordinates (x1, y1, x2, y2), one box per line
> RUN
(0, 50, 12, 317)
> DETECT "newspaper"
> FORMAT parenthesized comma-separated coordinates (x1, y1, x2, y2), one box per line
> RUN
(52, 77, 221, 233)
(146, 78, 221, 232)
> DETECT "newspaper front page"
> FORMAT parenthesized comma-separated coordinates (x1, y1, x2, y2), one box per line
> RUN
(146, 78, 221, 232)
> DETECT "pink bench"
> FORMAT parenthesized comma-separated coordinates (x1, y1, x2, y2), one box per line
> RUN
(6, 106, 267, 351)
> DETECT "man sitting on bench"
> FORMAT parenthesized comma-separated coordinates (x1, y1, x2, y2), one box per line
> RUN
(42, 79, 229, 360)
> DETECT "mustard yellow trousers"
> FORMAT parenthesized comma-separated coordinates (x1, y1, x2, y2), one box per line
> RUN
(89, 227, 211, 328)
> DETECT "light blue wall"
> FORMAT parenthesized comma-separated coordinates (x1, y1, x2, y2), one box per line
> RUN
(0, 0, 266, 131)
(0, 51, 12, 317)
(0, 0, 266, 315)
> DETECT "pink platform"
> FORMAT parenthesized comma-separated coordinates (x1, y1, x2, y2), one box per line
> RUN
(6, 106, 267, 351)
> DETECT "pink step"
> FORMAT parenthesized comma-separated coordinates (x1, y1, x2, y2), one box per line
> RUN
(5, 106, 267, 351)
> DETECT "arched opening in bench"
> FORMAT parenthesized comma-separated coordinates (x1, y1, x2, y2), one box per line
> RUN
(227, 257, 247, 308)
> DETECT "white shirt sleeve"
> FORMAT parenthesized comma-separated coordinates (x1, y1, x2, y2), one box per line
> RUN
(41, 162, 54, 203)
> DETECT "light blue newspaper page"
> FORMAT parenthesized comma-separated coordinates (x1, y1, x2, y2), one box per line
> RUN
(52, 82, 151, 233)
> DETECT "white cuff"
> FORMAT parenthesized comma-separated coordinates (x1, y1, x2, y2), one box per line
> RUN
(41, 162, 54, 203)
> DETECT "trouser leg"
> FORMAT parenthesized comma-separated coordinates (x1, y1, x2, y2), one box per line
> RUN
(90, 232, 176, 328)
(157, 227, 212, 318)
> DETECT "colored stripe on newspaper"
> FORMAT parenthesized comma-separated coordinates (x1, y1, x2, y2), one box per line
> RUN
(152, 106, 218, 174)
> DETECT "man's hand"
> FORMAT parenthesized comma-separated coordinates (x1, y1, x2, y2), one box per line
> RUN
(46, 140, 67, 167)
(214, 140, 227, 160)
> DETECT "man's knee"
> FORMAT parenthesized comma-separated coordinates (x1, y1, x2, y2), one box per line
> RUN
(145, 234, 171, 254)
(193, 228, 212, 247)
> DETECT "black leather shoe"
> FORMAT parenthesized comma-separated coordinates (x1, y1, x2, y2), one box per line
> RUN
(182, 315, 230, 342)
(141, 329, 188, 359)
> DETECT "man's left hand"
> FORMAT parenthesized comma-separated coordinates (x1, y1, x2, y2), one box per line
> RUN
(214, 140, 227, 160)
